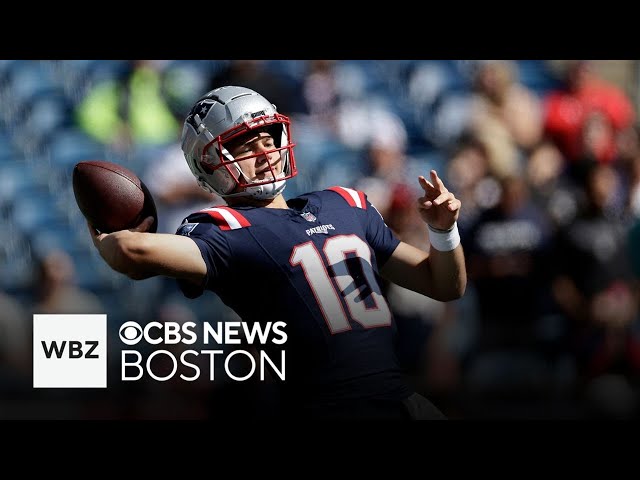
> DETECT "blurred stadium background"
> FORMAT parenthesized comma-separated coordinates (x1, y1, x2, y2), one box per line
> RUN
(2, 59, 640, 419)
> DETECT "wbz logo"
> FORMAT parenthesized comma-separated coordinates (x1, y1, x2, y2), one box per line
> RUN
(41, 340, 99, 359)
(33, 314, 107, 388)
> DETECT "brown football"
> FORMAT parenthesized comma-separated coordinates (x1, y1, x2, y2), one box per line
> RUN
(72, 160, 158, 234)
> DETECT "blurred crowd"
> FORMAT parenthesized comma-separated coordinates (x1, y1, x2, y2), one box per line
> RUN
(2, 59, 640, 419)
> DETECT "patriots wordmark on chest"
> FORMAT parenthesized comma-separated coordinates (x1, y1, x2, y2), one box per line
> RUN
(305, 224, 335, 236)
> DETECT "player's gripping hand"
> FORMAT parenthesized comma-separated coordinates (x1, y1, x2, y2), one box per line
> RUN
(417, 170, 461, 230)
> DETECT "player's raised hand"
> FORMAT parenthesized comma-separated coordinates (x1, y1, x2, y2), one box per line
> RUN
(417, 170, 461, 230)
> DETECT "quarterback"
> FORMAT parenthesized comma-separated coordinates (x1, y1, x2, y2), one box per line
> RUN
(89, 86, 466, 419)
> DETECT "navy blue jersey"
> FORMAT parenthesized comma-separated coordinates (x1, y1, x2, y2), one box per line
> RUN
(175, 187, 412, 409)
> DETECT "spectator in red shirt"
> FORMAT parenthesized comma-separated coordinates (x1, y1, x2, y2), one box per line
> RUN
(544, 60, 635, 165)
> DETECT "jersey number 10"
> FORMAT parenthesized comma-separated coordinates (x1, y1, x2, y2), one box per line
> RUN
(290, 234, 392, 334)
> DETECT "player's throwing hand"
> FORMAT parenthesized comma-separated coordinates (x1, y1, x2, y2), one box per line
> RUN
(417, 170, 461, 231)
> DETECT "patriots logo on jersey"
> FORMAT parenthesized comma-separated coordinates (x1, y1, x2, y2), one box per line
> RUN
(301, 212, 317, 222)
(177, 222, 199, 236)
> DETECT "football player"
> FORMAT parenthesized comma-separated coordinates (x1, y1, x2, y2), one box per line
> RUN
(89, 86, 466, 419)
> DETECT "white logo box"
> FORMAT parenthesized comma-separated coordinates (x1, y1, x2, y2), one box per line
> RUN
(33, 314, 107, 388)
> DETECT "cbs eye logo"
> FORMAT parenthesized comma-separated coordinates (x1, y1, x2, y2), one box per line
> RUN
(119, 321, 143, 345)
(118, 320, 198, 345)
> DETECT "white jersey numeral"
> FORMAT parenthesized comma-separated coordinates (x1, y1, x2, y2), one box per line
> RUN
(290, 235, 392, 334)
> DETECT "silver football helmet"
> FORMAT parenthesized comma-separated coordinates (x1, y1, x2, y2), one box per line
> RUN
(181, 85, 297, 200)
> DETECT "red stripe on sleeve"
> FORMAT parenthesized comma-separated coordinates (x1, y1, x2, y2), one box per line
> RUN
(218, 206, 251, 227)
(202, 210, 232, 230)
(327, 186, 357, 207)
(357, 190, 367, 210)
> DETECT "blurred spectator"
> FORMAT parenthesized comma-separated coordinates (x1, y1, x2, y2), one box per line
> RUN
(615, 122, 640, 169)
(31, 249, 104, 315)
(628, 213, 640, 279)
(352, 108, 412, 213)
(336, 99, 408, 154)
(579, 110, 617, 165)
(472, 118, 520, 181)
(525, 140, 582, 229)
(356, 142, 408, 214)
(552, 162, 640, 418)
(301, 59, 340, 132)
(385, 183, 430, 250)
(75, 60, 180, 153)
(543, 60, 635, 165)
(462, 175, 557, 415)
(143, 137, 222, 235)
(207, 60, 307, 117)
(466, 175, 556, 351)
(445, 133, 496, 233)
(612, 124, 640, 217)
(0, 290, 30, 375)
(627, 153, 640, 218)
(0, 289, 32, 420)
(470, 60, 544, 154)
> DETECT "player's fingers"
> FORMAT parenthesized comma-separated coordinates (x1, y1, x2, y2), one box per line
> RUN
(418, 175, 436, 193)
(87, 221, 98, 237)
(133, 216, 155, 233)
(87, 221, 106, 244)
(447, 198, 462, 212)
(417, 196, 433, 209)
(432, 191, 455, 206)
(430, 170, 447, 192)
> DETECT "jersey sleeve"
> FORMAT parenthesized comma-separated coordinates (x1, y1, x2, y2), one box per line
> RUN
(363, 195, 401, 267)
(174, 220, 232, 298)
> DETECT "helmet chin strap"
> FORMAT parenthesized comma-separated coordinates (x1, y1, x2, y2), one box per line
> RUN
(243, 175, 287, 200)
(221, 172, 287, 200)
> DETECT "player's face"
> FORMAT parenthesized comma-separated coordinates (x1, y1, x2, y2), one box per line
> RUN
(226, 130, 282, 183)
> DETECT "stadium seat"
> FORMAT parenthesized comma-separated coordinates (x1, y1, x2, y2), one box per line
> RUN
(44, 127, 106, 171)
(5, 60, 59, 106)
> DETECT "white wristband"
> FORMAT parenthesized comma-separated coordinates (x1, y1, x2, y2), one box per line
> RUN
(427, 222, 461, 252)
